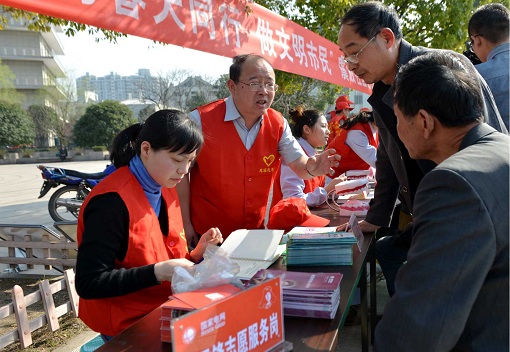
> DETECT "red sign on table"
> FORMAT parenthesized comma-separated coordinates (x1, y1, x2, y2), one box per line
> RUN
(171, 277, 284, 352)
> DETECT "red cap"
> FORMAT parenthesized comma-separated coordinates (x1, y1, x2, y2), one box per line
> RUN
(335, 95, 354, 111)
(359, 107, 371, 113)
(267, 198, 330, 233)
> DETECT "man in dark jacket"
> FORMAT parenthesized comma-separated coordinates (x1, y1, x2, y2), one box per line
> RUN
(374, 50, 509, 352)
(337, 1, 507, 296)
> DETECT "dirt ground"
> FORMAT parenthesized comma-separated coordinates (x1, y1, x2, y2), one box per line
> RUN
(0, 275, 89, 352)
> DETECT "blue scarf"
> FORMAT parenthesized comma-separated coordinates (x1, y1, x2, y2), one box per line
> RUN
(129, 154, 162, 216)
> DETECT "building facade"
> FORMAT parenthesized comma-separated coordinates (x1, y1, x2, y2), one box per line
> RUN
(0, 16, 67, 111)
(76, 71, 219, 114)
(76, 69, 156, 102)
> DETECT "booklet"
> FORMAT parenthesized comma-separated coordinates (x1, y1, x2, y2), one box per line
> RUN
(285, 216, 364, 266)
(250, 269, 343, 319)
(220, 229, 285, 280)
(285, 226, 355, 239)
(285, 226, 358, 265)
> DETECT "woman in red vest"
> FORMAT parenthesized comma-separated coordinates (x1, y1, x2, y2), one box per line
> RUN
(271, 106, 347, 208)
(327, 95, 354, 145)
(327, 109, 379, 178)
(75, 110, 223, 341)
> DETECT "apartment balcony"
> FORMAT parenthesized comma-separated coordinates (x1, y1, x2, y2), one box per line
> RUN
(0, 46, 66, 78)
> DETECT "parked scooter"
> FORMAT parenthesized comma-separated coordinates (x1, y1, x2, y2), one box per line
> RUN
(37, 164, 114, 222)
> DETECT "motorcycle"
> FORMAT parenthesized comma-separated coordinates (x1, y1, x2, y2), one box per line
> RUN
(37, 164, 111, 222)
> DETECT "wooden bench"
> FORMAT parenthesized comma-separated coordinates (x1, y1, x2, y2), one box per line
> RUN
(0, 269, 79, 349)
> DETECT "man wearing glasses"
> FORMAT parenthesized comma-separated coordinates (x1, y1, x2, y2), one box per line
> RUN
(336, 2, 507, 297)
(468, 3, 509, 130)
(178, 54, 340, 244)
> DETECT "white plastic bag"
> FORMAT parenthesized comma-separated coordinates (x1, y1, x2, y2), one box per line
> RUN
(171, 244, 244, 293)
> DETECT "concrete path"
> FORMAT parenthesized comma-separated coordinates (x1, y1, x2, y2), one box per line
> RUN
(0, 160, 110, 227)
(0, 160, 109, 275)
(0, 161, 109, 351)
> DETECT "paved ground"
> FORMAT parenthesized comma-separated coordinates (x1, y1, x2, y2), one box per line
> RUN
(0, 161, 108, 351)
(0, 160, 110, 227)
(0, 160, 389, 351)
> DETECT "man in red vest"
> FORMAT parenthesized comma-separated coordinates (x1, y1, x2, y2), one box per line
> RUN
(327, 95, 354, 145)
(177, 54, 340, 244)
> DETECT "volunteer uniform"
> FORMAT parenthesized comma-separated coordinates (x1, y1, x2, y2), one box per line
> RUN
(77, 167, 188, 337)
(189, 97, 304, 238)
(328, 122, 378, 178)
(327, 95, 354, 145)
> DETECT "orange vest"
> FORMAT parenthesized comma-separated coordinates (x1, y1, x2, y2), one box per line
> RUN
(191, 99, 284, 238)
(77, 167, 188, 336)
(327, 111, 346, 145)
(328, 123, 378, 178)
(271, 143, 325, 207)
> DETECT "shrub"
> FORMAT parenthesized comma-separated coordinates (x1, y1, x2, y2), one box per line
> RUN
(0, 103, 35, 146)
(73, 101, 136, 148)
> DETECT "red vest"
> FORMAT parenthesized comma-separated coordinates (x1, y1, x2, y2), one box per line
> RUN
(191, 100, 284, 238)
(328, 123, 378, 178)
(271, 143, 325, 208)
(327, 111, 346, 145)
(77, 167, 188, 336)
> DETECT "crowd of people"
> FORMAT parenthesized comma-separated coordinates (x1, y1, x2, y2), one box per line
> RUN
(74, 1, 509, 351)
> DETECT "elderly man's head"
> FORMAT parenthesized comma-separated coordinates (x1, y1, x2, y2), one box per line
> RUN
(227, 54, 278, 122)
(393, 51, 484, 161)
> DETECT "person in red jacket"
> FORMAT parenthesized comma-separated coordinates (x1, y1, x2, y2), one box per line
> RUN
(75, 110, 223, 341)
(328, 109, 378, 178)
(179, 54, 340, 243)
(327, 95, 354, 145)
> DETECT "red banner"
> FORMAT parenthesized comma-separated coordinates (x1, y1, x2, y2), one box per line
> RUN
(0, 0, 372, 94)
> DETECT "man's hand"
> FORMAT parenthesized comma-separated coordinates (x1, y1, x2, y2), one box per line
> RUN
(307, 148, 341, 177)
(336, 220, 381, 233)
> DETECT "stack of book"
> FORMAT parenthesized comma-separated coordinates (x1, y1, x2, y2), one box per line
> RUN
(160, 284, 242, 342)
(285, 227, 358, 265)
(251, 269, 343, 319)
